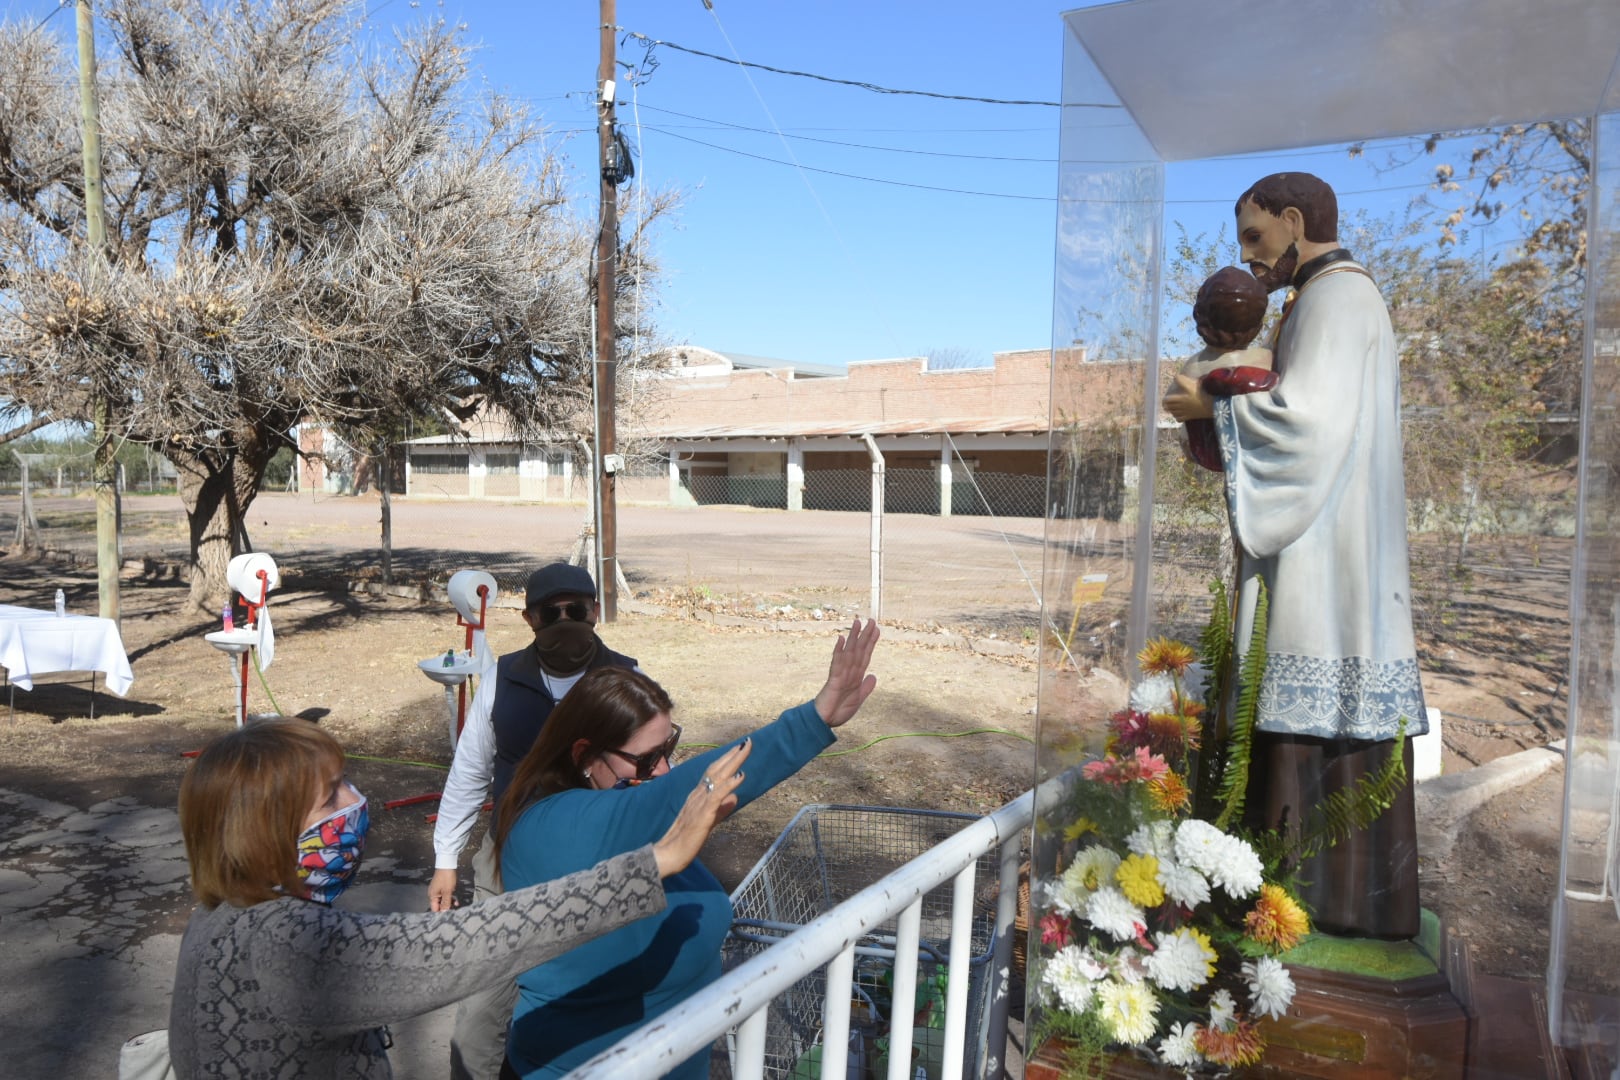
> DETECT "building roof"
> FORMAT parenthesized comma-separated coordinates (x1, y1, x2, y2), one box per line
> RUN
(659, 416, 1046, 441)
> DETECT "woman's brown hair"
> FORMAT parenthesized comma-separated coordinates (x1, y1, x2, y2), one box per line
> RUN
(493, 667, 675, 876)
(179, 718, 344, 908)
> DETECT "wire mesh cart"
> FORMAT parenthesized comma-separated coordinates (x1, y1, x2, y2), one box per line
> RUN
(725, 804, 1001, 1080)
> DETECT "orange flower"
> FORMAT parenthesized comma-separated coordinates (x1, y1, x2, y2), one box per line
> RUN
(1138, 637, 1197, 676)
(1146, 770, 1191, 813)
(1245, 883, 1311, 951)
(1195, 1019, 1266, 1066)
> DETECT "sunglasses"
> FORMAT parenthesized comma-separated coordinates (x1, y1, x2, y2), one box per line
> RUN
(603, 723, 683, 781)
(535, 599, 592, 626)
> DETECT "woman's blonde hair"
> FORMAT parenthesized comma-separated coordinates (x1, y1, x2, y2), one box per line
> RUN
(179, 718, 344, 907)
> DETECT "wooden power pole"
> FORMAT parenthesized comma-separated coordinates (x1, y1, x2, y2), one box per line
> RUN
(594, 0, 619, 621)
(76, 0, 120, 622)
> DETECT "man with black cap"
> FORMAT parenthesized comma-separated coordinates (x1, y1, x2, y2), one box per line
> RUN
(427, 561, 639, 1080)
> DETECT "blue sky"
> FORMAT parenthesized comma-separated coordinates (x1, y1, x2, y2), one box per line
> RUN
(7, 0, 1524, 371)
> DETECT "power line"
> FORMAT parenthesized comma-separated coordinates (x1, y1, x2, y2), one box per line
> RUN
(621, 30, 1104, 109)
(645, 125, 1456, 205)
(632, 103, 1056, 162)
(647, 127, 1053, 201)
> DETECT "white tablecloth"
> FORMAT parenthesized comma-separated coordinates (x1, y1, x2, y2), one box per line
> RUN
(0, 605, 135, 697)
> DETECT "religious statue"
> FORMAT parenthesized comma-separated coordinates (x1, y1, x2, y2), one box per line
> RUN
(1163, 172, 1428, 939)
(1178, 265, 1275, 472)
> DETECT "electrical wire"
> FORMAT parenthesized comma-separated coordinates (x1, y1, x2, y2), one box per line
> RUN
(648, 126, 1053, 201)
(697, 3, 907, 358)
(632, 103, 1057, 162)
(622, 31, 1096, 109)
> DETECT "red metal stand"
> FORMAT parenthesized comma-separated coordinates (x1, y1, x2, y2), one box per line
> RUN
(384, 583, 490, 811)
(183, 569, 275, 758)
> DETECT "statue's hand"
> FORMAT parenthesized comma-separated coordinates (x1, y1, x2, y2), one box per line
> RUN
(1163, 373, 1214, 421)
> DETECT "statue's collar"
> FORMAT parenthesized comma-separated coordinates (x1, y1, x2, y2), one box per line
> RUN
(1292, 248, 1355, 289)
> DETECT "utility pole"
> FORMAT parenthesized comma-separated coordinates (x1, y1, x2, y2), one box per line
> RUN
(76, 0, 119, 622)
(594, 0, 619, 621)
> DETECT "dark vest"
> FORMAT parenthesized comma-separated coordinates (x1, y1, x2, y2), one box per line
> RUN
(489, 639, 638, 815)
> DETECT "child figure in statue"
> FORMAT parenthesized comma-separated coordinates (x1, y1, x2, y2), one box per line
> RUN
(1177, 265, 1276, 472)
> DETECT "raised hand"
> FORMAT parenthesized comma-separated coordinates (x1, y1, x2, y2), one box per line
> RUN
(651, 740, 751, 879)
(812, 618, 880, 729)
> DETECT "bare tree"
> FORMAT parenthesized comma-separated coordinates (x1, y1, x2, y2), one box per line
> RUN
(0, 0, 670, 608)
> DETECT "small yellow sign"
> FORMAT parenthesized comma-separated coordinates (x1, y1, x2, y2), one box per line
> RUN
(1071, 573, 1108, 607)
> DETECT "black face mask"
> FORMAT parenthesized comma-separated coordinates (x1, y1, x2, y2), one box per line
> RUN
(533, 619, 599, 675)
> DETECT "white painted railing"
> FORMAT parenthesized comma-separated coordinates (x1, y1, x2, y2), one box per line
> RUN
(565, 788, 1037, 1080)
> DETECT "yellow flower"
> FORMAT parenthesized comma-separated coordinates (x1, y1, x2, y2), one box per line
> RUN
(1138, 637, 1197, 676)
(1245, 883, 1311, 951)
(1063, 816, 1100, 843)
(1147, 770, 1191, 813)
(1097, 979, 1161, 1045)
(1115, 853, 1165, 908)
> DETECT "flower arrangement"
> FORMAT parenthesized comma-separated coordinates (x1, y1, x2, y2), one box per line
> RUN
(1034, 633, 1312, 1076)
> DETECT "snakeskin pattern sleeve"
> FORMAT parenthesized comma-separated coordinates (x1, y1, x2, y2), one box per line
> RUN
(169, 845, 664, 1077)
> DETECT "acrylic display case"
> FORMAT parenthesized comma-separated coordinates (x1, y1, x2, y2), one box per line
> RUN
(1036, 0, 1620, 1074)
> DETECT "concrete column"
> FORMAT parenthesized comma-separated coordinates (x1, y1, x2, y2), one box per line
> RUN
(668, 451, 681, 505)
(786, 442, 805, 511)
(938, 434, 953, 517)
(468, 446, 486, 499)
(562, 452, 574, 500)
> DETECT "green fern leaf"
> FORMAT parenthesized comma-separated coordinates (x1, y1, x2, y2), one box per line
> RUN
(1214, 580, 1268, 831)
(1291, 723, 1410, 861)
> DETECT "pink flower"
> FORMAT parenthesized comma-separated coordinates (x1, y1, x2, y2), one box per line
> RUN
(1133, 746, 1170, 782)
(1040, 912, 1073, 948)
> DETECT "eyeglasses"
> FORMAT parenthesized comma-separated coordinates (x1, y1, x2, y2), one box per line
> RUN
(603, 723, 683, 781)
(535, 599, 592, 626)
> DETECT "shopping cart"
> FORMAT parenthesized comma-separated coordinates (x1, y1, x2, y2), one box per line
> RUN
(725, 804, 1001, 1080)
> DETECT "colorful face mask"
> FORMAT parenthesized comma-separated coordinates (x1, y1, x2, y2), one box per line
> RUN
(296, 784, 369, 904)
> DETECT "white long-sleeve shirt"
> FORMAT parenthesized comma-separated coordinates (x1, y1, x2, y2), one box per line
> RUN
(431, 665, 587, 870)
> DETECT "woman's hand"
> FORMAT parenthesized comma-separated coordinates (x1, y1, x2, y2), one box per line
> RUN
(651, 740, 751, 878)
(813, 618, 880, 729)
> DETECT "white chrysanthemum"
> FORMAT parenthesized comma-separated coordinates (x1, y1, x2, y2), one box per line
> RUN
(1243, 956, 1296, 1020)
(1173, 819, 1227, 876)
(1126, 820, 1176, 860)
(1112, 945, 1149, 984)
(1097, 979, 1161, 1045)
(1157, 859, 1211, 909)
(1157, 1021, 1204, 1069)
(1130, 672, 1176, 714)
(1055, 845, 1122, 915)
(1181, 663, 1211, 707)
(1042, 945, 1102, 1013)
(1084, 886, 1147, 942)
(1206, 834, 1264, 899)
(1145, 928, 1216, 992)
(1207, 988, 1237, 1032)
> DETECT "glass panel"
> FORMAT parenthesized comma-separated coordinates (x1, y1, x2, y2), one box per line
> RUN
(1548, 94, 1620, 1065)
(1042, 3, 1619, 1071)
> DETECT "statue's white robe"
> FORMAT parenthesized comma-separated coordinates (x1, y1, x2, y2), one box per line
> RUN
(1213, 262, 1428, 741)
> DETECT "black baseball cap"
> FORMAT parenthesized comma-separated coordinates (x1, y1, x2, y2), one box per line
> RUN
(525, 563, 597, 609)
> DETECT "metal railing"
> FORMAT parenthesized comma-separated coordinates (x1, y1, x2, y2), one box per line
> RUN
(565, 787, 1036, 1080)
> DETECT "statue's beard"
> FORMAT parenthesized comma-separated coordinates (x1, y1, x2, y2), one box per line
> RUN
(1250, 243, 1299, 294)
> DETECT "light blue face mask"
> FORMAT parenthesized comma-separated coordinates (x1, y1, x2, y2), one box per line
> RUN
(295, 785, 369, 904)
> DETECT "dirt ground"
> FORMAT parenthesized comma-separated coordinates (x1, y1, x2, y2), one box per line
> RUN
(0, 491, 1612, 1076)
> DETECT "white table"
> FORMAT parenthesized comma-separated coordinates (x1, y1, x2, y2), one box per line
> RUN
(0, 605, 135, 714)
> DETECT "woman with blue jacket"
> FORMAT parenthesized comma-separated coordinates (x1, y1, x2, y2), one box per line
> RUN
(493, 619, 880, 1078)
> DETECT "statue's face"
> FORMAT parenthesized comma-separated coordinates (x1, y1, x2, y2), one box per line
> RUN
(1236, 200, 1299, 293)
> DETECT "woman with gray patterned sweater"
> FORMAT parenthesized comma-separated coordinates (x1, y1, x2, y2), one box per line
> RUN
(168, 717, 748, 1079)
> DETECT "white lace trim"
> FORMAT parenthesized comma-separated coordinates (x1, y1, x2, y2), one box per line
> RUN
(1257, 652, 1427, 740)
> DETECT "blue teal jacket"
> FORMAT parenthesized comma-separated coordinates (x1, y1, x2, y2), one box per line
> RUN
(500, 700, 835, 1079)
